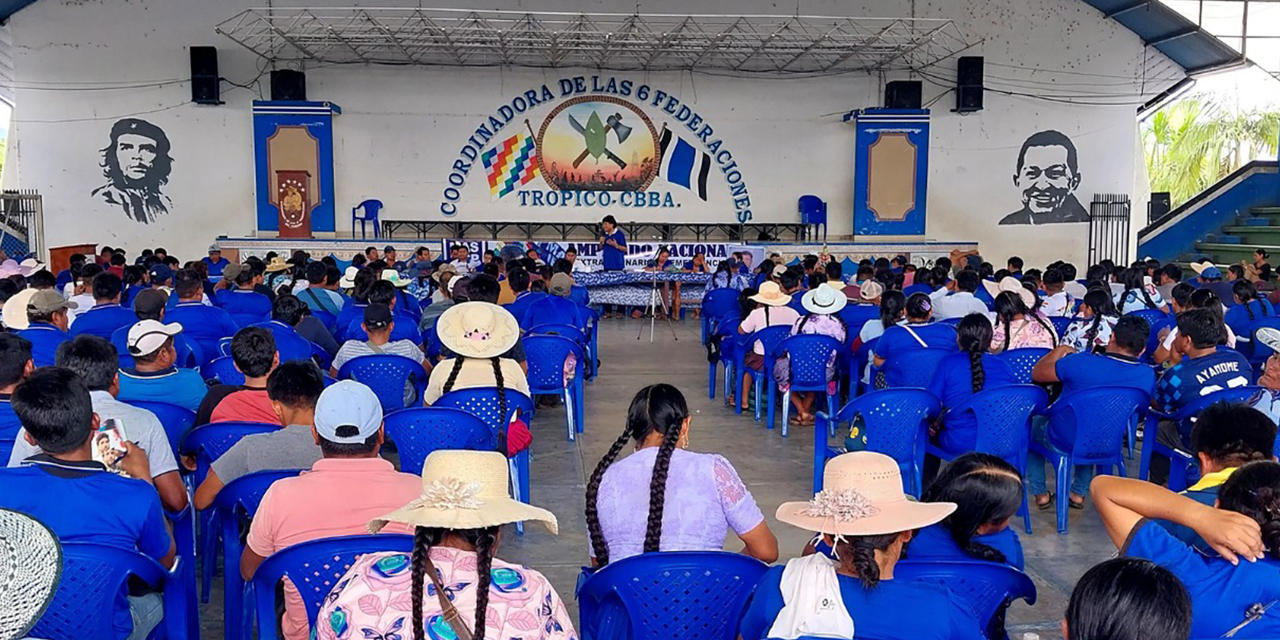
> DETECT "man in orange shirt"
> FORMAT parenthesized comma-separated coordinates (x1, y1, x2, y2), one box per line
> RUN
(240, 380, 419, 640)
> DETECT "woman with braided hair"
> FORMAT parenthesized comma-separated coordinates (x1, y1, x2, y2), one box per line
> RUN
(985, 281, 1057, 353)
(739, 452, 982, 640)
(1061, 287, 1120, 353)
(1114, 266, 1170, 314)
(423, 302, 529, 406)
(909, 453, 1025, 569)
(1225, 278, 1275, 339)
(586, 384, 776, 566)
(315, 450, 575, 640)
(927, 314, 1017, 452)
(773, 285, 849, 427)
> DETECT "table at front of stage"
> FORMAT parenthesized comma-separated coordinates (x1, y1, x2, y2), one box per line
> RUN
(575, 270, 712, 308)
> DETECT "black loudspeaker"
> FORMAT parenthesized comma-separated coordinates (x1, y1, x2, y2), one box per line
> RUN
(885, 81, 923, 109)
(270, 70, 307, 101)
(955, 56, 984, 113)
(1149, 191, 1172, 223)
(190, 46, 221, 105)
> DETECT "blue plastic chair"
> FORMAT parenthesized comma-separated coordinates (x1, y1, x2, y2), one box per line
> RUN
(201, 355, 245, 386)
(735, 325, 791, 421)
(772, 334, 843, 437)
(250, 535, 414, 640)
(700, 288, 740, 344)
(708, 318, 741, 401)
(1030, 387, 1149, 533)
(927, 385, 1049, 534)
(30, 542, 189, 640)
(1047, 316, 1073, 337)
(997, 347, 1050, 384)
(895, 560, 1037, 640)
(524, 334, 587, 441)
(881, 347, 951, 389)
(213, 469, 303, 640)
(337, 354, 429, 414)
(124, 400, 196, 457)
(816, 388, 941, 495)
(1140, 386, 1263, 491)
(577, 551, 768, 640)
(525, 322, 587, 345)
(434, 387, 536, 533)
(798, 194, 828, 242)
(165, 506, 198, 640)
(1124, 308, 1168, 332)
(384, 407, 498, 475)
(352, 199, 383, 239)
(849, 337, 879, 398)
(180, 421, 280, 602)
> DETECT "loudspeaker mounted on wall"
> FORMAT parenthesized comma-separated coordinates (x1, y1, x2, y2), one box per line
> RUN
(271, 70, 307, 102)
(955, 56, 984, 113)
(884, 81, 923, 110)
(190, 46, 221, 105)
(1149, 191, 1172, 223)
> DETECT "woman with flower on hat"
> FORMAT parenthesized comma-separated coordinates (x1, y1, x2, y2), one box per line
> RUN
(738, 452, 983, 640)
(773, 285, 849, 426)
(315, 450, 576, 640)
(735, 281, 801, 411)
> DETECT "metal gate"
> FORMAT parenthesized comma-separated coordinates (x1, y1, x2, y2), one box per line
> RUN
(1089, 193, 1130, 267)
(0, 190, 43, 260)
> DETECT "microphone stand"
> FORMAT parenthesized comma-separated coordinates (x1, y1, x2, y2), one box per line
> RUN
(638, 243, 679, 343)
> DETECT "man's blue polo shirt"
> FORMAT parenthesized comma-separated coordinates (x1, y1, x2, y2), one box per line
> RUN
(342, 316, 423, 345)
(0, 455, 171, 638)
(250, 320, 315, 363)
(166, 301, 240, 354)
(110, 325, 205, 369)
(202, 256, 230, 277)
(504, 292, 548, 327)
(16, 322, 70, 367)
(215, 289, 272, 327)
(116, 366, 209, 412)
(70, 303, 138, 340)
(0, 394, 21, 463)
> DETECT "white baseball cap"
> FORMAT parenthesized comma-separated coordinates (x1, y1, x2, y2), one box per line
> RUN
(314, 380, 384, 444)
(127, 319, 183, 356)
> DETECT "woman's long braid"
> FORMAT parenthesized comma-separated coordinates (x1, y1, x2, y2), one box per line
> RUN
(490, 357, 508, 437)
(1084, 314, 1104, 349)
(585, 428, 632, 566)
(442, 357, 466, 395)
(643, 418, 682, 553)
(968, 349, 986, 394)
(1247, 296, 1258, 321)
(410, 528, 431, 640)
(472, 527, 498, 640)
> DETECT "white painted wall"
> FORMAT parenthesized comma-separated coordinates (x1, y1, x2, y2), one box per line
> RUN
(9, 0, 1182, 267)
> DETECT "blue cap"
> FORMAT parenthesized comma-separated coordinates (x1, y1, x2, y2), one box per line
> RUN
(148, 263, 173, 283)
(1201, 266, 1223, 280)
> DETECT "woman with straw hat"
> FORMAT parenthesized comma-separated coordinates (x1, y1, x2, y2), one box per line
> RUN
(315, 450, 575, 640)
(773, 285, 849, 426)
(738, 452, 984, 640)
(735, 281, 800, 411)
(423, 302, 529, 406)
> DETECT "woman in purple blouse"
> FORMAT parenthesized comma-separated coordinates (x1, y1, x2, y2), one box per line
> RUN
(585, 384, 778, 565)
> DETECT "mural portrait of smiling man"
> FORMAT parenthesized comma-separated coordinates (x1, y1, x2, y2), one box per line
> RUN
(999, 129, 1089, 226)
(91, 117, 174, 224)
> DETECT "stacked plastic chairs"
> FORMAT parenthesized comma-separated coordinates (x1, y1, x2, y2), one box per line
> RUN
(817, 389, 942, 495)
(337, 354, 429, 414)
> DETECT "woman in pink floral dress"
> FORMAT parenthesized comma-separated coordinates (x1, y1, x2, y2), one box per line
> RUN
(316, 450, 576, 640)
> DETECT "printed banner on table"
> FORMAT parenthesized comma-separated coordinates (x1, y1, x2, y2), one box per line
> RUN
(442, 239, 764, 272)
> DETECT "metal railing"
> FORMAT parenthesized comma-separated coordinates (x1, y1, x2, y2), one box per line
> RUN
(1089, 193, 1131, 267)
(0, 190, 43, 260)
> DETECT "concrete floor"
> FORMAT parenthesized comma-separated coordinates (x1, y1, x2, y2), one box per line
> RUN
(199, 317, 1121, 640)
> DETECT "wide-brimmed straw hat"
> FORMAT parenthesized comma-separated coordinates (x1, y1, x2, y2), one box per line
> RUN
(338, 266, 360, 289)
(858, 280, 884, 302)
(1190, 260, 1224, 280)
(263, 256, 291, 273)
(381, 271, 411, 288)
(776, 452, 954, 536)
(370, 450, 558, 534)
(982, 276, 1035, 308)
(802, 284, 847, 316)
(750, 281, 792, 307)
(1, 288, 38, 330)
(436, 301, 520, 358)
(0, 509, 62, 639)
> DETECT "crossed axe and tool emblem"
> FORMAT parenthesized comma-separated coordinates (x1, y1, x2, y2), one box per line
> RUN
(568, 111, 634, 169)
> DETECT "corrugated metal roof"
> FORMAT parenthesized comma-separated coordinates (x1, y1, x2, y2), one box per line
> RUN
(1080, 0, 1247, 74)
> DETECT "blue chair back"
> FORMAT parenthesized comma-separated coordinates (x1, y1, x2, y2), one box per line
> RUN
(181, 422, 280, 488)
(1048, 387, 1149, 462)
(354, 199, 383, 218)
(434, 387, 535, 440)
(1144, 315, 1175, 364)
(251, 535, 414, 640)
(1124, 308, 1168, 331)
(837, 304, 879, 332)
(776, 334, 843, 388)
(882, 347, 951, 388)
(524, 334, 585, 393)
(523, 295, 585, 329)
(894, 560, 1036, 638)
(123, 400, 195, 456)
(525, 322, 587, 345)
(827, 389, 941, 495)
(312, 309, 338, 334)
(702, 288, 740, 320)
(850, 337, 879, 395)
(998, 347, 1050, 384)
(384, 407, 497, 475)
(31, 542, 185, 640)
(743, 325, 792, 371)
(216, 469, 303, 519)
(577, 551, 768, 640)
(798, 194, 827, 240)
(949, 385, 1049, 464)
(1048, 315, 1073, 336)
(423, 323, 443, 361)
(336, 354, 429, 413)
(201, 355, 245, 386)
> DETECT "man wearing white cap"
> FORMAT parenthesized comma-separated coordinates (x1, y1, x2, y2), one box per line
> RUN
(241, 380, 421, 640)
(115, 319, 208, 411)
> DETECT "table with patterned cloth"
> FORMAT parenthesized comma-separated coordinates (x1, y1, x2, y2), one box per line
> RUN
(578, 271, 712, 308)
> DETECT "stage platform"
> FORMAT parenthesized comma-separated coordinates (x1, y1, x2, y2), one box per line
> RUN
(379, 219, 818, 242)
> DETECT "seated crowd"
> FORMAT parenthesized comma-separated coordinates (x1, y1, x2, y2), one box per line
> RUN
(4, 242, 1280, 640)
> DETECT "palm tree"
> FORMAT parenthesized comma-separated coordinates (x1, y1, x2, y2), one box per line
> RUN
(1143, 95, 1278, 205)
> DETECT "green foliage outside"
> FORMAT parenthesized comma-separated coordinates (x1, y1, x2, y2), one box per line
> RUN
(1143, 96, 1278, 206)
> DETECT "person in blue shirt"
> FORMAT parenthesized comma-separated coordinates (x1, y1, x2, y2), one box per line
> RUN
(16, 290, 74, 368)
(502, 268, 546, 328)
(909, 452, 1025, 569)
(1225, 279, 1275, 341)
(69, 272, 137, 340)
(216, 266, 272, 327)
(113, 288, 205, 369)
(165, 269, 239, 360)
(739, 452, 983, 640)
(1064, 558, 1192, 640)
(202, 243, 230, 277)
(928, 314, 1016, 451)
(902, 266, 934, 298)
(0, 367, 174, 639)
(874, 293, 958, 387)
(599, 214, 627, 318)
(0, 334, 32, 462)
(297, 261, 344, 318)
(342, 280, 422, 346)
(116, 320, 210, 412)
(1093, 465, 1280, 639)
(1028, 315, 1157, 508)
(55, 252, 86, 291)
(250, 294, 322, 364)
